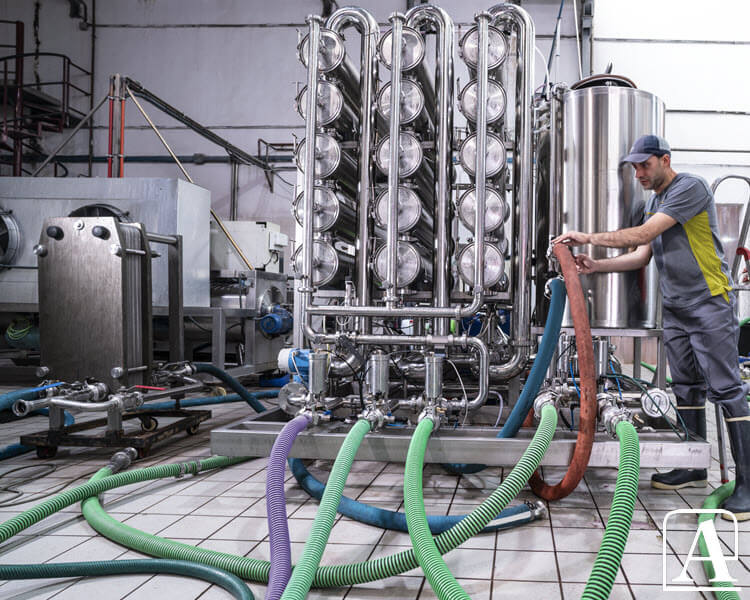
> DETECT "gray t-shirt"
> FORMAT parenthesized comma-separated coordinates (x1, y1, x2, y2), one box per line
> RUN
(646, 173, 733, 307)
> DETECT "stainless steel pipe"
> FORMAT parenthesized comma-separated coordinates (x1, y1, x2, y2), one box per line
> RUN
(385, 13, 405, 307)
(486, 2, 535, 379)
(406, 5, 454, 336)
(327, 7, 380, 334)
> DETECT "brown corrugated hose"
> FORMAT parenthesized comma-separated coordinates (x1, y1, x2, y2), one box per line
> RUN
(528, 243, 596, 500)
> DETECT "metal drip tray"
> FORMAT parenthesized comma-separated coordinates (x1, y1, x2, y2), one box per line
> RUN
(210, 407, 711, 469)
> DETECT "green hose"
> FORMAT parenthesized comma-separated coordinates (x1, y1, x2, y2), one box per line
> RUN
(0, 558, 253, 600)
(0, 456, 247, 544)
(581, 421, 640, 600)
(699, 481, 741, 600)
(81, 404, 558, 587)
(281, 418, 371, 599)
(405, 417, 468, 600)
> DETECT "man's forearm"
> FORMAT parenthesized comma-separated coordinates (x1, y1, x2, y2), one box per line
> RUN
(594, 249, 649, 272)
(590, 227, 650, 248)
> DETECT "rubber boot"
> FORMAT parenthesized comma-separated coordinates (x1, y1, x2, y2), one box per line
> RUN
(721, 418, 750, 521)
(651, 406, 708, 490)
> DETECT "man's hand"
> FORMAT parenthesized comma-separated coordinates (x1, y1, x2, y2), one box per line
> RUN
(551, 231, 591, 247)
(574, 253, 598, 274)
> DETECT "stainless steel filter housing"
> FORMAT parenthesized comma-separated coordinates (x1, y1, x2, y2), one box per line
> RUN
(457, 186, 509, 234)
(457, 242, 505, 288)
(374, 186, 423, 232)
(298, 29, 347, 72)
(378, 26, 426, 71)
(459, 78, 507, 124)
(376, 78, 426, 125)
(375, 132, 424, 178)
(559, 85, 664, 328)
(295, 80, 346, 127)
(459, 132, 506, 178)
(459, 25, 508, 70)
(292, 239, 353, 287)
(373, 240, 430, 289)
(293, 186, 356, 236)
(295, 133, 356, 181)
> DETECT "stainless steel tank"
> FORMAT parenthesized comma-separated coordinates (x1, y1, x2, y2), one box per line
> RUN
(559, 85, 665, 329)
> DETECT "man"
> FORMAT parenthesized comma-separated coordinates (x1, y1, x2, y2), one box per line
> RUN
(552, 134, 750, 520)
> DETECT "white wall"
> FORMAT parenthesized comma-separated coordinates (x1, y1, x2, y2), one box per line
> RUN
(592, 0, 750, 205)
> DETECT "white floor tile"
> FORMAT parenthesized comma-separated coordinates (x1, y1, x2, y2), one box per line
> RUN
(492, 549, 558, 582)
(120, 573, 211, 599)
(158, 514, 233, 539)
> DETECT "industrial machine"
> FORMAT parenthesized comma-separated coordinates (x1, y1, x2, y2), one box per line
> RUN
(0, 178, 292, 375)
(211, 4, 709, 474)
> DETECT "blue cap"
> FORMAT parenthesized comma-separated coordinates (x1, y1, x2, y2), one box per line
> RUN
(623, 134, 671, 163)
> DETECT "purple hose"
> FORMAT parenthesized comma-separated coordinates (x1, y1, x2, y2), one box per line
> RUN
(265, 414, 311, 600)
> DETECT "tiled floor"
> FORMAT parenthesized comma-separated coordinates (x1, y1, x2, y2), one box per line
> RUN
(0, 382, 749, 599)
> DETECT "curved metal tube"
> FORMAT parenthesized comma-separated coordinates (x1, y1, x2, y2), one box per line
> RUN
(327, 8, 380, 333)
(301, 16, 323, 344)
(710, 174, 750, 281)
(486, 2, 535, 379)
(406, 5, 455, 336)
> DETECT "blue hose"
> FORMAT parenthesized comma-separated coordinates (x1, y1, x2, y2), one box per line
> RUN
(193, 363, 268, 413)
(288, 457, 537, 534)
(444, 277, 566, 474)
(139, 391, 278, 412)
(0, 409, 75, 460)
(0, 382, 65, 413)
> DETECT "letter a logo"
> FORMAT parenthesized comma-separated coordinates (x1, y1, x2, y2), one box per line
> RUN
(663, 509, 741, 592)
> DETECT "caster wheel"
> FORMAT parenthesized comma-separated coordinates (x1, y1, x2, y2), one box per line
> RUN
(210, 386, 227, 397)
(140, 416, 158, 432)
(186, 423, 200, 435)
(36, 446, 57, 459)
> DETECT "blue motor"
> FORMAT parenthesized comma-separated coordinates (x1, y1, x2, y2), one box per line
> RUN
(278, 347, 310, 384)
(259, 304, 293, 336)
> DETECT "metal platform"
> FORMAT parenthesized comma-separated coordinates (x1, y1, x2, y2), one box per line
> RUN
(210, 407, 712, 469)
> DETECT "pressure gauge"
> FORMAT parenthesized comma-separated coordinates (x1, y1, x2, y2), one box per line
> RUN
(374, 186, 422, 232)
(295, 80, 344, 126)
(459, 132, 506, 178)
(457, 187, 509, 234)
(459, 25, 508, 70)
(457, 242, 505, 288)
(298, 29, 347, 72)
(375, 132, 424, 178)
(376, 78, 425, 124)
(378, 26, 426, 71)
(640, 388, 672, 419)
(459, 78, 507, 124)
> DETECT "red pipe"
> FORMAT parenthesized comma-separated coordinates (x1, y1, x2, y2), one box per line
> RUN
(106, 78, 114, 177)
(529, 243, 597, 500)
(118, 97, 125, 176)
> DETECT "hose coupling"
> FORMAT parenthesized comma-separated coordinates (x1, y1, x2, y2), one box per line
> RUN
(107, 447, 138, 473)
(526, 499, 548, 520)
(418, 404, 443, 430)
(598, 392, 632, 437)
(533, 389, 558, 419)
(359, 405, 393, 431)
(112, 390, 144, 411)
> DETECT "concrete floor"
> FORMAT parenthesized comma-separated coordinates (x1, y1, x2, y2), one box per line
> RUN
(0, 380, 748, 599)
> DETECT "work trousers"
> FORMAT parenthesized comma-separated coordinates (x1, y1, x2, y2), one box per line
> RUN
(663, 292, 749, 419)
